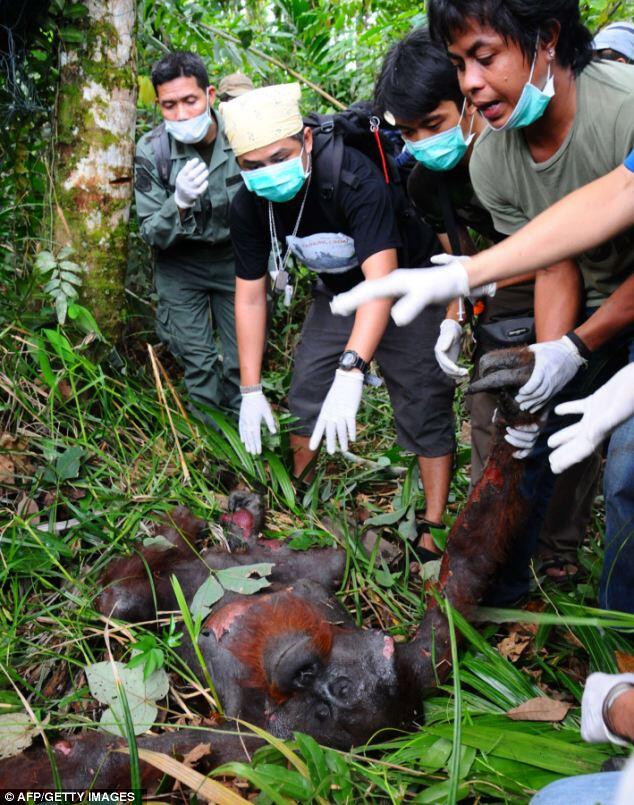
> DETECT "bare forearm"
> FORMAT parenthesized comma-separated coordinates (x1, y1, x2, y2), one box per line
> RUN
(346, 299, 392, 361)
(466, 166, 634, 288)
(347, 248, 398, 360)
(534, 259, 582, 341)
(235, 279, 268, 385)
(577, 274, 634, 352)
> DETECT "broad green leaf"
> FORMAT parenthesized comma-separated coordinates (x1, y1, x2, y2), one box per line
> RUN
(67, 303, 102, 337)
(294, 732, 329, 787)
(86, 661, 169, 737)
(60, 270, 82, 284)
(59, 27, 85, 43)
(63, 3, 88, 19)
(57, 246, 74, 259)
(141, 534, 175, 551)
(35, 251, 56, 271)
(0, 712, 35, 759)
(55, 294, 68, 324)
(43, 329, 75, 361)
(137, 75, 156, 106)
(99, 698, 157, 737)
(216, 563, 273, 594)
(413, 780, 470, 803)
(419, 737, 452, 772)
(190, 574, 224, 618)
(55, 445, 85, 480)
(250, 764, 312, 800)
(323, 748, 353, 802)
(60, 281, 79, 298)
(364, 505, 408, 527)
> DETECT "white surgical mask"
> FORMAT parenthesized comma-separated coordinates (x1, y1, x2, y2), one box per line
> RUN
(487, 45, 555, 132)
(165, 104, 212, 144)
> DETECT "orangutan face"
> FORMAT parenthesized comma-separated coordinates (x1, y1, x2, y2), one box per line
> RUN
(199, 592, 412, 747)
(263, 627, 408, 747)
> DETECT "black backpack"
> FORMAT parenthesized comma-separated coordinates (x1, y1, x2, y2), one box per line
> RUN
(303, 108, 440, 267)
(147, 122, 173, 191)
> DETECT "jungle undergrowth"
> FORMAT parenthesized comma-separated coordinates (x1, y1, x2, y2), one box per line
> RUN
(0, 258, 632, 804)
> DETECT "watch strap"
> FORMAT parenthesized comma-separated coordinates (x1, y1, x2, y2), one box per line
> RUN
(339, 350, 369, 374)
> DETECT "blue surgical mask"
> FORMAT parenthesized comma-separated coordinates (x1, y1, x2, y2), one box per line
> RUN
(165, 104, 212, 144)
(241, 148, 309, 203)
(403, 101, 475, 171)
(487, 49, 555, 132)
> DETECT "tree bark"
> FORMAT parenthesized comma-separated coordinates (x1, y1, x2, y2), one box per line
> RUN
(53, 0, 137, 340)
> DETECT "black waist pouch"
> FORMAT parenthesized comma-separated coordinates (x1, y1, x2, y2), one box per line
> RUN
(476, 316, 535, 352)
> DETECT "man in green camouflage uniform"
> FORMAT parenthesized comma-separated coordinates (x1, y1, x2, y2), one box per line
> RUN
(134, 52, 244, 418)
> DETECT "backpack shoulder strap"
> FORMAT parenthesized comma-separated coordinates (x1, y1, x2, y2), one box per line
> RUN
(147, 122, 172, 190)
(437, 174, 462, 254)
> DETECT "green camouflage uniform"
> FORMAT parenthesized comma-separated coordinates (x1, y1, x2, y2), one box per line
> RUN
(134, 111, 242, 417)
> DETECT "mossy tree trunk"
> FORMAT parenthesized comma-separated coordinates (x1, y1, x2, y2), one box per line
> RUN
(53, 0, 137, 340)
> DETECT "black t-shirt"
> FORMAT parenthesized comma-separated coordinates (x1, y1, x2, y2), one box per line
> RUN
(407, 161, 534, 323)
(407, 162, 501, 243)
(230, 146, 403, 294)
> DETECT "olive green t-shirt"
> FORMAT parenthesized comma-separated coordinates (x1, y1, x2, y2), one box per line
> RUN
(469, 60, 634, 306)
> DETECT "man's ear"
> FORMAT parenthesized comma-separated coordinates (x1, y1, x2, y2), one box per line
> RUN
(303, 126, 313, 154)
(540, 21, 561, 58)
(208, 86, 217, 106)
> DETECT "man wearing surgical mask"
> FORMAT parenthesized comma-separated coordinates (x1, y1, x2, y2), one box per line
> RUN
(134, 52, 246, 423)
(332, 0, 634, 607)
(374, 27, 600, 577)
(220, 84, 455, 547)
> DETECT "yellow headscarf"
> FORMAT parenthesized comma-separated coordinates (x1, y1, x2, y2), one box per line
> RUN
(219, 82, 303, 157)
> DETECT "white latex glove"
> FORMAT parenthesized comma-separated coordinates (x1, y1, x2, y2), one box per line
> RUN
(515, 336, 585, 413)
(547, 364, 634, 475)
(309, 369, 364, 454)
(330, 264, 470, 326)
(174, 158, 210, 209)
(505, 422, 541, 459)
(434, 319, 468, 379)
(429, 253, 497, 301)
(581, 672, 634, 746)
(239, 390, 277, 455)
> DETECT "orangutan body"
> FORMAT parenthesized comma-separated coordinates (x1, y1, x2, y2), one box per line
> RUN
(0, 348, 537, 789)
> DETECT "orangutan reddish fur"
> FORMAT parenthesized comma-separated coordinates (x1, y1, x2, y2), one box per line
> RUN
(226, 593, 335, 701)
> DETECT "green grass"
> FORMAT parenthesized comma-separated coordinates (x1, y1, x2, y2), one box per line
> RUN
(0, 283, 631, 802)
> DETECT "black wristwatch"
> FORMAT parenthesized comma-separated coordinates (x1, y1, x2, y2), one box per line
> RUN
(338, 350, 369, 373)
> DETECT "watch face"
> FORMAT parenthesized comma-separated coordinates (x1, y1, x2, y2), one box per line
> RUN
(340, 351, 356, 368)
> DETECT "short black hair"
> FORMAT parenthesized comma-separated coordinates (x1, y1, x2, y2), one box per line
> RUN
(428, 0, 593, 75)
(151, 51, 209, 92)
(374, 27, 463, 123)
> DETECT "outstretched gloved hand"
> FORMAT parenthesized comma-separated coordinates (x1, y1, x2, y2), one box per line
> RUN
(330, 262, 470, 326)
(174, 158, 210, 209)
(434, 319, 468, 379)
(239, 389, 277, 455)
(581, 672, 634, 745)
(429, 253, 497, 302)
(309, 369, 364, 454)
(515, 336, 585, 413)
(548, 364, 634, 475)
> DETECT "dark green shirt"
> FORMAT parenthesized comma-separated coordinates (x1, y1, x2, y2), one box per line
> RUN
(134, 111, 243, 258)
